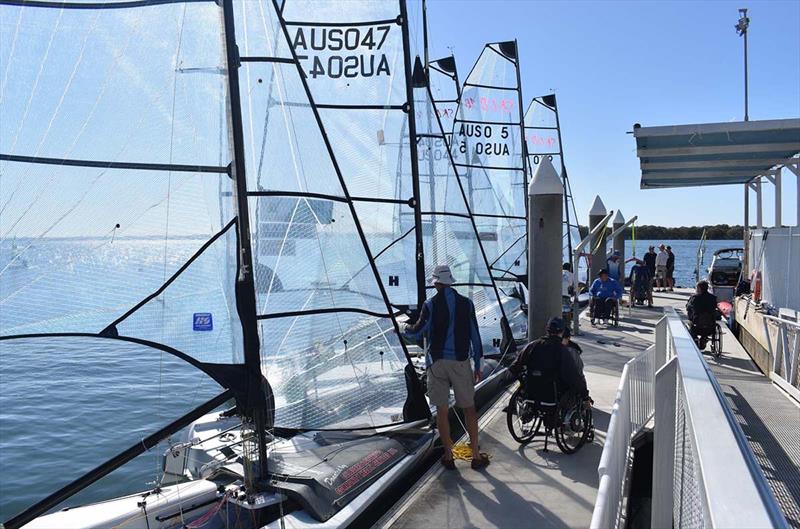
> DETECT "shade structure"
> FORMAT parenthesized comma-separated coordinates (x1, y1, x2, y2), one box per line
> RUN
(635, 118, 800, 189)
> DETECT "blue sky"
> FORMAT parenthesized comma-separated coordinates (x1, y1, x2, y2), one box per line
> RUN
(417, 0, 800, 227)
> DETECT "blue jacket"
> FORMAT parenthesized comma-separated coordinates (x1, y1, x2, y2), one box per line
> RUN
(403, 287, 483, 371)
(589, 277, 623, 300)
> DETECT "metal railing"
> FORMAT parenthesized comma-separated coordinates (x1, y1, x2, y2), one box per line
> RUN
(592, 307, 788, 529)
(591, 345, 655, 529)
(763, 314, 800, 402)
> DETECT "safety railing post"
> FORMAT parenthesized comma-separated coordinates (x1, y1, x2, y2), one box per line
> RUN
(655, 316, 667, 369)
(652, 356, 677, 529)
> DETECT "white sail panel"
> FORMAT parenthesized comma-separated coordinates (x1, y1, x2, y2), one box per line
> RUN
(451, 42, 527, 284)
(238, 0, 421, 429)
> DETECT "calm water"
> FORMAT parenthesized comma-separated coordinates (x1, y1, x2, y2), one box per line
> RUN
(0, 238, 737, 519)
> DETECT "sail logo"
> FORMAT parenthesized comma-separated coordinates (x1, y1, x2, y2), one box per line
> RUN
(291, 25, 393, 79)
(192, 313, 213, 332)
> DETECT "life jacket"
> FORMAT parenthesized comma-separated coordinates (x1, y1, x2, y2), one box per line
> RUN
(428, 288, 472, 362)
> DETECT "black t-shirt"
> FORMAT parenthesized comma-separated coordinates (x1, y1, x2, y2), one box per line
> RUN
(666, 251, 675, 269)
(686, 291, 717, 321)
(643, 252, 656, 272)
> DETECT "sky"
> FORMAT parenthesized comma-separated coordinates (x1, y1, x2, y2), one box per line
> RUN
(415, 0, 800, 227)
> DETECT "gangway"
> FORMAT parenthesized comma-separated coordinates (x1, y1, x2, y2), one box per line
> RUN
(592, 306, 788, 529)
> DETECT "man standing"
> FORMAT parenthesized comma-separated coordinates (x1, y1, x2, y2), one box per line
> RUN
(404, 264, 490, 470)
(606, 250, 622, 281)
(665, 245, 676, 292)
(655, 244, 669, 292)
(643, 246, 657, 281)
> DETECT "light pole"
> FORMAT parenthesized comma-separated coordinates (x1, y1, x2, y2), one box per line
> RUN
(735, 8, 750, 121)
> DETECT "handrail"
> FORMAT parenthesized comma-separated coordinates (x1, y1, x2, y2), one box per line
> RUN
(653, 307, 787, 529)
(761, 314, 800, 402)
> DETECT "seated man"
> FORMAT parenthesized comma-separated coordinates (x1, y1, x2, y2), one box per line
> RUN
(628, 258, 653, 308)
(589, 268, 623, 323)
(686, 280, 719, 349)
(511, 317, 587, 405)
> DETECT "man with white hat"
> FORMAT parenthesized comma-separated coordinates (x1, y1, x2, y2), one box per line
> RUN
(404, 264, 489, 470)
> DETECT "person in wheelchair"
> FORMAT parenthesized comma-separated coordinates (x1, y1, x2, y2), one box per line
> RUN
(686, 280, 719, 349)
(628, 258, 653, 307)
(589, 268, 623, 324)
(510, 317, 589, 406)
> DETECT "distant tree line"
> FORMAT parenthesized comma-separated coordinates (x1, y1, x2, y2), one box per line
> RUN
(576, 224, 744, 240)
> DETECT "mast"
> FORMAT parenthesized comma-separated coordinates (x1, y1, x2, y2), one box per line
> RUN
(512, 39, 530, 239)
(221, 0, 269, 484)
(551, 93, 577, 269)
(400, 0, 428, 311)
(422, 0, 429, 70)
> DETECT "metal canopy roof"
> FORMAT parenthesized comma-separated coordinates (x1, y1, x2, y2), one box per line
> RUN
(634, 118, 800, 189)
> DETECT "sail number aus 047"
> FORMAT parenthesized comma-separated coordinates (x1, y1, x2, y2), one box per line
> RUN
(292, 26, 393, 79)
(457, 123, 512, 156)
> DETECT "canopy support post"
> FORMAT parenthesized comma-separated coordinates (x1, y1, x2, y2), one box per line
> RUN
(756, 178, 763, 229)
(774, 168, 782, 228)
(744, 183, 750, 273)
(786, 162, 800, 227)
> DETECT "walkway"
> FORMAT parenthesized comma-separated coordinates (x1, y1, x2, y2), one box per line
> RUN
(663, 290, 800, 529)
(378, 300, 664, 529)
(379, 289, 800, 529)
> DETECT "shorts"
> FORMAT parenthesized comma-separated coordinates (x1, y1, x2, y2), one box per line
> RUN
(656, 265, 667, 280)
(666, 267, 674, 280)
(427, 358, 475, 408)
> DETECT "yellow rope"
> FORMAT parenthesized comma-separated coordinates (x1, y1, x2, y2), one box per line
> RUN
(451, 443, 492, 461)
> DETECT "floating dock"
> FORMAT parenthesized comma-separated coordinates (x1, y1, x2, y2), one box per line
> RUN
(377, 289, 800, 529)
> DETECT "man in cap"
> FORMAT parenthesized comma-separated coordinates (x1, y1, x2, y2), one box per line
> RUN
(404, 264, 490, 470)
(643, 245, 657, 280)
(589, 268, 623, 324)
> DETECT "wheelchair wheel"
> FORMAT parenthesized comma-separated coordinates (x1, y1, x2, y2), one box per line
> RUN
(506, 386, 541, 444)
(555, 404, 593, 454)
(711, 324, 723, 358)
(611, 304, 619, 327)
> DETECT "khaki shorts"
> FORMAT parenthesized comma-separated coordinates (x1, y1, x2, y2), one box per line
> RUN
(656, 265, 667, 280)
(427, 359, 475, 408)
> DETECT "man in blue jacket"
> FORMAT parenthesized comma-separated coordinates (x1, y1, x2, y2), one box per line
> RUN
(404, 264, 489, 470)
(589, 268, 624, 324)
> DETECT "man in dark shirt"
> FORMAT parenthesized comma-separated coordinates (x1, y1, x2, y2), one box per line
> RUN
(666, 245, 676, 291)
(511, 317, 587, 402)
(643, 246, 657, 287)
(686, 280, 718, 349)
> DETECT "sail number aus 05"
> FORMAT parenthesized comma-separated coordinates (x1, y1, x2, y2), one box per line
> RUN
(292, 26, 393, 79)
(457, 123, 512, 156)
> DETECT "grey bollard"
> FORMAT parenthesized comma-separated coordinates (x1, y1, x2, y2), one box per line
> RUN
(613, 210, 625, 281)
(528, 156, 564, 340)
(589, 195, 608, 283)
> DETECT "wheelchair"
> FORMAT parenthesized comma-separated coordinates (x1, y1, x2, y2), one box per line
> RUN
(689, 312, 723, 358)
(506, 370, 593, 454)
(590, 296, 619, 326)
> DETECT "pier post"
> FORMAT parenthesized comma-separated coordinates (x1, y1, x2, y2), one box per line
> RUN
(589, 196, 608, 282)
(528, 156, 564, 339)
(612, 210, 626, 280)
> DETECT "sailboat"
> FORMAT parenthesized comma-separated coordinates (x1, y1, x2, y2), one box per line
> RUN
(0, 0, 435, 528)
(448, 40, 530, 341)
(523, 94, 585, 282)
(0, 1, 514, 527)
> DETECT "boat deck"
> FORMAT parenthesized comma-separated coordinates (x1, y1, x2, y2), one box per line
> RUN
(377, 289, 800, 529)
